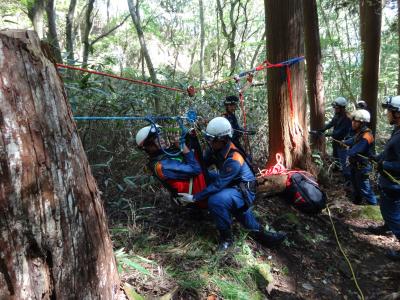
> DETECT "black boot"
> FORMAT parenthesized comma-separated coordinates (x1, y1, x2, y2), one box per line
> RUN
(250, 230, 287, 248)
(367, 224, 392, 236)
(218, 230, 233, 251)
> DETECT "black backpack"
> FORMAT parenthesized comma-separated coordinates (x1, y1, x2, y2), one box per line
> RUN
(284, 171, 327, 214)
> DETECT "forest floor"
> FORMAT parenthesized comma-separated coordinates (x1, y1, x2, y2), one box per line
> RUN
(108, 170, 400, 300)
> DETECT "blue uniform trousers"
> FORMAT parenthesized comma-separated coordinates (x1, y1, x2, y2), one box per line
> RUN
(379, 187, 400, 240)
(207, 188, 260, 232)
(350, 167, 377, 205)
(337, 147, 351, 180)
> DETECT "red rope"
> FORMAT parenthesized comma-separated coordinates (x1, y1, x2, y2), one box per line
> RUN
(56, 63, 186, 93)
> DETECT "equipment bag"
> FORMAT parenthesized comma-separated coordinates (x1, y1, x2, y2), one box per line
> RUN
(284, 171, 327, 214)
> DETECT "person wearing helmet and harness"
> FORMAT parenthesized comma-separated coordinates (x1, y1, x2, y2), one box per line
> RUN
(178, 117, 286, 251)
(318, 97, 352, 182)
(135, 124, 208, 208)
(344, 109, 377, 205)
(368, 96, 400, 261)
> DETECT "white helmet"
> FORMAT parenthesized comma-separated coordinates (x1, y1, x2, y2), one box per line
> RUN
(205, 117, 233, 140)
(135, 124, 160, 147)
(382, 96, 400, 112)
(351, 109, 370, 123)
(356, 100, 367, 109)
(332, 96, 347, 108)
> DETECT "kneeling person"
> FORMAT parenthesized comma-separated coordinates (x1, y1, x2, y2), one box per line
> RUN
(179, 117, 286, 250)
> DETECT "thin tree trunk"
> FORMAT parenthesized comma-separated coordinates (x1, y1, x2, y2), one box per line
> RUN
(0, 30, 120, 299)
(265, 0, 312, 171)
(66, 0, 77, 63)
(360, 0, 382, 135)
(199, 0, 205, 83)
(127, 0, 160, 113)
(398, 0, 400, 94)
(82, 0, 95, 68)
(27, 0, 45, 39)
(303, 0, 325, 153)
(45, 0, 63, 63)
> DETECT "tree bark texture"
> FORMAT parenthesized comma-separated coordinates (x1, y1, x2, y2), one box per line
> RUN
(265, 0, 312, 171)
(302, 0, 325, 154)
(127, 0, 160, 113)
(45, 0, 63, 63)
(360, 0, 382, 135)
(0, 30, 120, 299)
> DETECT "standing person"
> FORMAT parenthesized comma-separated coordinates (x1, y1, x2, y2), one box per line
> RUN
(369, 96, 400, 260)
(135, 124, 208, 208)
(178, 117, 286, 251)
(318, 97, 352, 183)
(344, 110, 377, 205)
(222, 95, 246, 153)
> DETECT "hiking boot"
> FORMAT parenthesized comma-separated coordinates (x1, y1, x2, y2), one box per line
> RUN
(386, 249, 400, 261)
(250, 230, 287, 248)
(218, 230, 233, 251)
(367, 224, 392, 236)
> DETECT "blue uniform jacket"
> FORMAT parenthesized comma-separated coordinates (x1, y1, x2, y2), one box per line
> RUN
(324, 113, 352, 140)
(155, 150, 201, 180)
(193, 142, 255, 201)
(377, 126, 400, 190)
(345, 127, 374, 167)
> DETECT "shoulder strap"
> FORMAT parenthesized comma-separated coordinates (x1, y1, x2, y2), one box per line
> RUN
(228, 147, 256, 177)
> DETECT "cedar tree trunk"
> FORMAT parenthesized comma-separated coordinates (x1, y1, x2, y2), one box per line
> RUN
(0, 30, 120, 299)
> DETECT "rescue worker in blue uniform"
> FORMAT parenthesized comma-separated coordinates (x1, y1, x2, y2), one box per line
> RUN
(344, 109, 377, 205)
(178, 117, 286, 251)
(368, 96, 400, 261)
(318, 97, 352, 183)
(135, 124, 208, 208)
(222, 95, 246, 153)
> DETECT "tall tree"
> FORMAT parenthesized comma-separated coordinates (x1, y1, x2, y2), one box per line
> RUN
(66, 0, 77, 63)
(27, 0, 45, 39)
(398, 0, 400, 94)
(360, 0, 382, 134)
(0, 30, 120, 299)
(45, 0, 62, 62)
(82, 0, 95, 68)
(127, 0, 160, 112)
(303, 0, 325, 153)
(199, 0, 205, 83)
(264, 0, 312, 171)
(216, 0, 250, 75)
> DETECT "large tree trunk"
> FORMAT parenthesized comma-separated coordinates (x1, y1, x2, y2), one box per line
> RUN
(0, 30, 120, 299)
(45, 0, 63, 63)
(265, 0, 312, 171)
(66, 0, 77, 63)
(127, 0, 160, 113)
(360, 0, 382, 135)
(303, 0, 325, 154)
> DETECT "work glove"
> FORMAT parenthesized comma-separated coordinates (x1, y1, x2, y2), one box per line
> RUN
(325, 133, 332, 137)
(177, 193, 195, 204)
